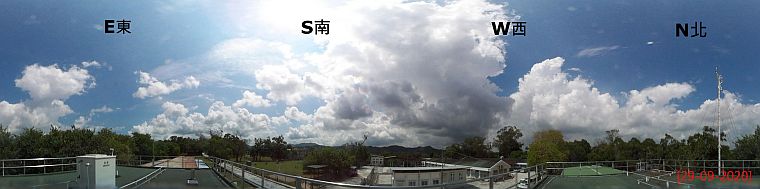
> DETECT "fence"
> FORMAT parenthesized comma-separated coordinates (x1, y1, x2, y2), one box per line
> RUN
(660, 159, 760, 174)
(545, 160, 647, 175)
(0, 157, 77, 176)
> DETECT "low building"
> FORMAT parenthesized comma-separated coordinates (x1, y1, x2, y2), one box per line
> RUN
(390, 166, 469, 187)
(422, 158, 511, 179)
(370, 155, 384, 166)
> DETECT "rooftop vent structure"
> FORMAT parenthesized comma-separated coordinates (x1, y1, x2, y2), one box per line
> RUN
(77, 154, 116, 189)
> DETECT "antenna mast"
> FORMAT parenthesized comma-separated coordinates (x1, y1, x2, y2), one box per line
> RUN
(715, 67, 723, 176)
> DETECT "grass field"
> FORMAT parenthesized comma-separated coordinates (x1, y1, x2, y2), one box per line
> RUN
(252, 160, 304, 176)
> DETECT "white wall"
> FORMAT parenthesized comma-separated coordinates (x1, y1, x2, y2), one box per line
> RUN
(392, 169, 466, 186)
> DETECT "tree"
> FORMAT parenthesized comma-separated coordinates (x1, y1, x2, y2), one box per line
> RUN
(132, 132, 154, 156)
(626, 137, 642, 160)
(527, 129, 567, 165)
(564, 139, 590, 162)
(16, 128, 47, 158)
(461, 136, 491, 158)
(251, 138, 266, 161)
(304, 147, 355, 177)
(660, 134, 684, 159)
(641, 138, 660, 160)
(493, 126, 523, 158)
(96, 128, 134, 162)
(345, 135, 369, 167)
(444, 144, 462, 158)
(734, 125, 760, 160)
(0, 125, 16, 159)
(269, 135, 291, 161)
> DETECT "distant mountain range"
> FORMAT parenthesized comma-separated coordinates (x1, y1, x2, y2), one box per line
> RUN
(292, 143, 442, 156)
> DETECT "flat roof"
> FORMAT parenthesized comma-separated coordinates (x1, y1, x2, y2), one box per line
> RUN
(389, 166, 469, 172)
(0, 159, 229, 188)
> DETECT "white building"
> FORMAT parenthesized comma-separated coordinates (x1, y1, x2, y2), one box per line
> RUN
(422, 158, 511, 179)
(390, 166, 469, 187)
(371, 155, 384, 166)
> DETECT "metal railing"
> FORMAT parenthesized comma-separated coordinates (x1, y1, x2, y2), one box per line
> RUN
(659, 159, 760, 173)
(0, 157, 77, 176)
(544, 159, 760, 188)
(205, 155, 549, 189)
(120, 167, 165, 189)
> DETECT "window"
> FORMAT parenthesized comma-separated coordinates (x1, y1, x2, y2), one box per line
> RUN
(433, 180, 440, 185)
(421, 180, 428, 186)
(396, 180, 405, 186)
(409, 181, 416, 186)
(450, 173, 454, 181)
(459, 172, 464, 180)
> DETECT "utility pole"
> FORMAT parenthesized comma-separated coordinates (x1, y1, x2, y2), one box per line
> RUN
(715, 67, 723, 176)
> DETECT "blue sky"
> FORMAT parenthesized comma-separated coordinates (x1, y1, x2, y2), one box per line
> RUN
(1, 0, 759, 146)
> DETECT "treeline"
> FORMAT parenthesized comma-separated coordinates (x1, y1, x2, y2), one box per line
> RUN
(303, 135, 369, 180)
(527, 126, 760, 165)
(0, 125, 293, 163)
(439, 125, 760, 166)
(444, 126, 526, 159)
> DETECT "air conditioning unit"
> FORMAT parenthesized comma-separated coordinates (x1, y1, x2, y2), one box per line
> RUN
(77, 154, 116, 189)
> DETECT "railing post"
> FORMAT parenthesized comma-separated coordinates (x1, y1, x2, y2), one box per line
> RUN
(488, 177, 493, 189)
(527, 169, 531, 189)
(296, 177, 303, 189)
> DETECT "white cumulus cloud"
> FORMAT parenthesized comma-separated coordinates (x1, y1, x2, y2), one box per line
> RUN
(233, 90, 272, 108)
(132, 101, 276, 140)
(132, 71, 200, 99)
(1, 64, 95, 133)
(136, 0, 517, 146)
(507, 57, 760, 143)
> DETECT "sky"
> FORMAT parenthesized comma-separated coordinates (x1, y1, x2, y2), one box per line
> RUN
(1, 0, 759, 147)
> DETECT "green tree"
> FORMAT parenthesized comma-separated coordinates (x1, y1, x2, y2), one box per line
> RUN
(345, 135, 369, 167)
(564, 139, 590, 162)
(684, 126, 729, 160)
(527, 129, 567, 165)
(444, 144, 463, 158)
(493, 126, 523, 158)
(641, 138, 661, 160)
(626, 137, 642, 160)
(734, 126, 760, 160)
(132, 132, 154, 156)
(16, 128, 47, 158)
(461, 136, 491, 158)
(251, 138, 266, 161)
(304, 147, 355, 177)
(0, 125, 17, 159)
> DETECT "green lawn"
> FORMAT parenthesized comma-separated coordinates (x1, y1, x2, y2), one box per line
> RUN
(252, 160, 304, 176)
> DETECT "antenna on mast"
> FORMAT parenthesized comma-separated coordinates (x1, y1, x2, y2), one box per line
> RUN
(715, 66, 723, 176)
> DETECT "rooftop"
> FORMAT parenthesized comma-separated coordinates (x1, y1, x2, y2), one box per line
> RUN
(389, 166, 470, 172)
(0, 156, 231, 189)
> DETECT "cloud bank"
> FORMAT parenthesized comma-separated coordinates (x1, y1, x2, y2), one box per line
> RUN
(508, 57, 760, 143)
(1, 64, 95, 133)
